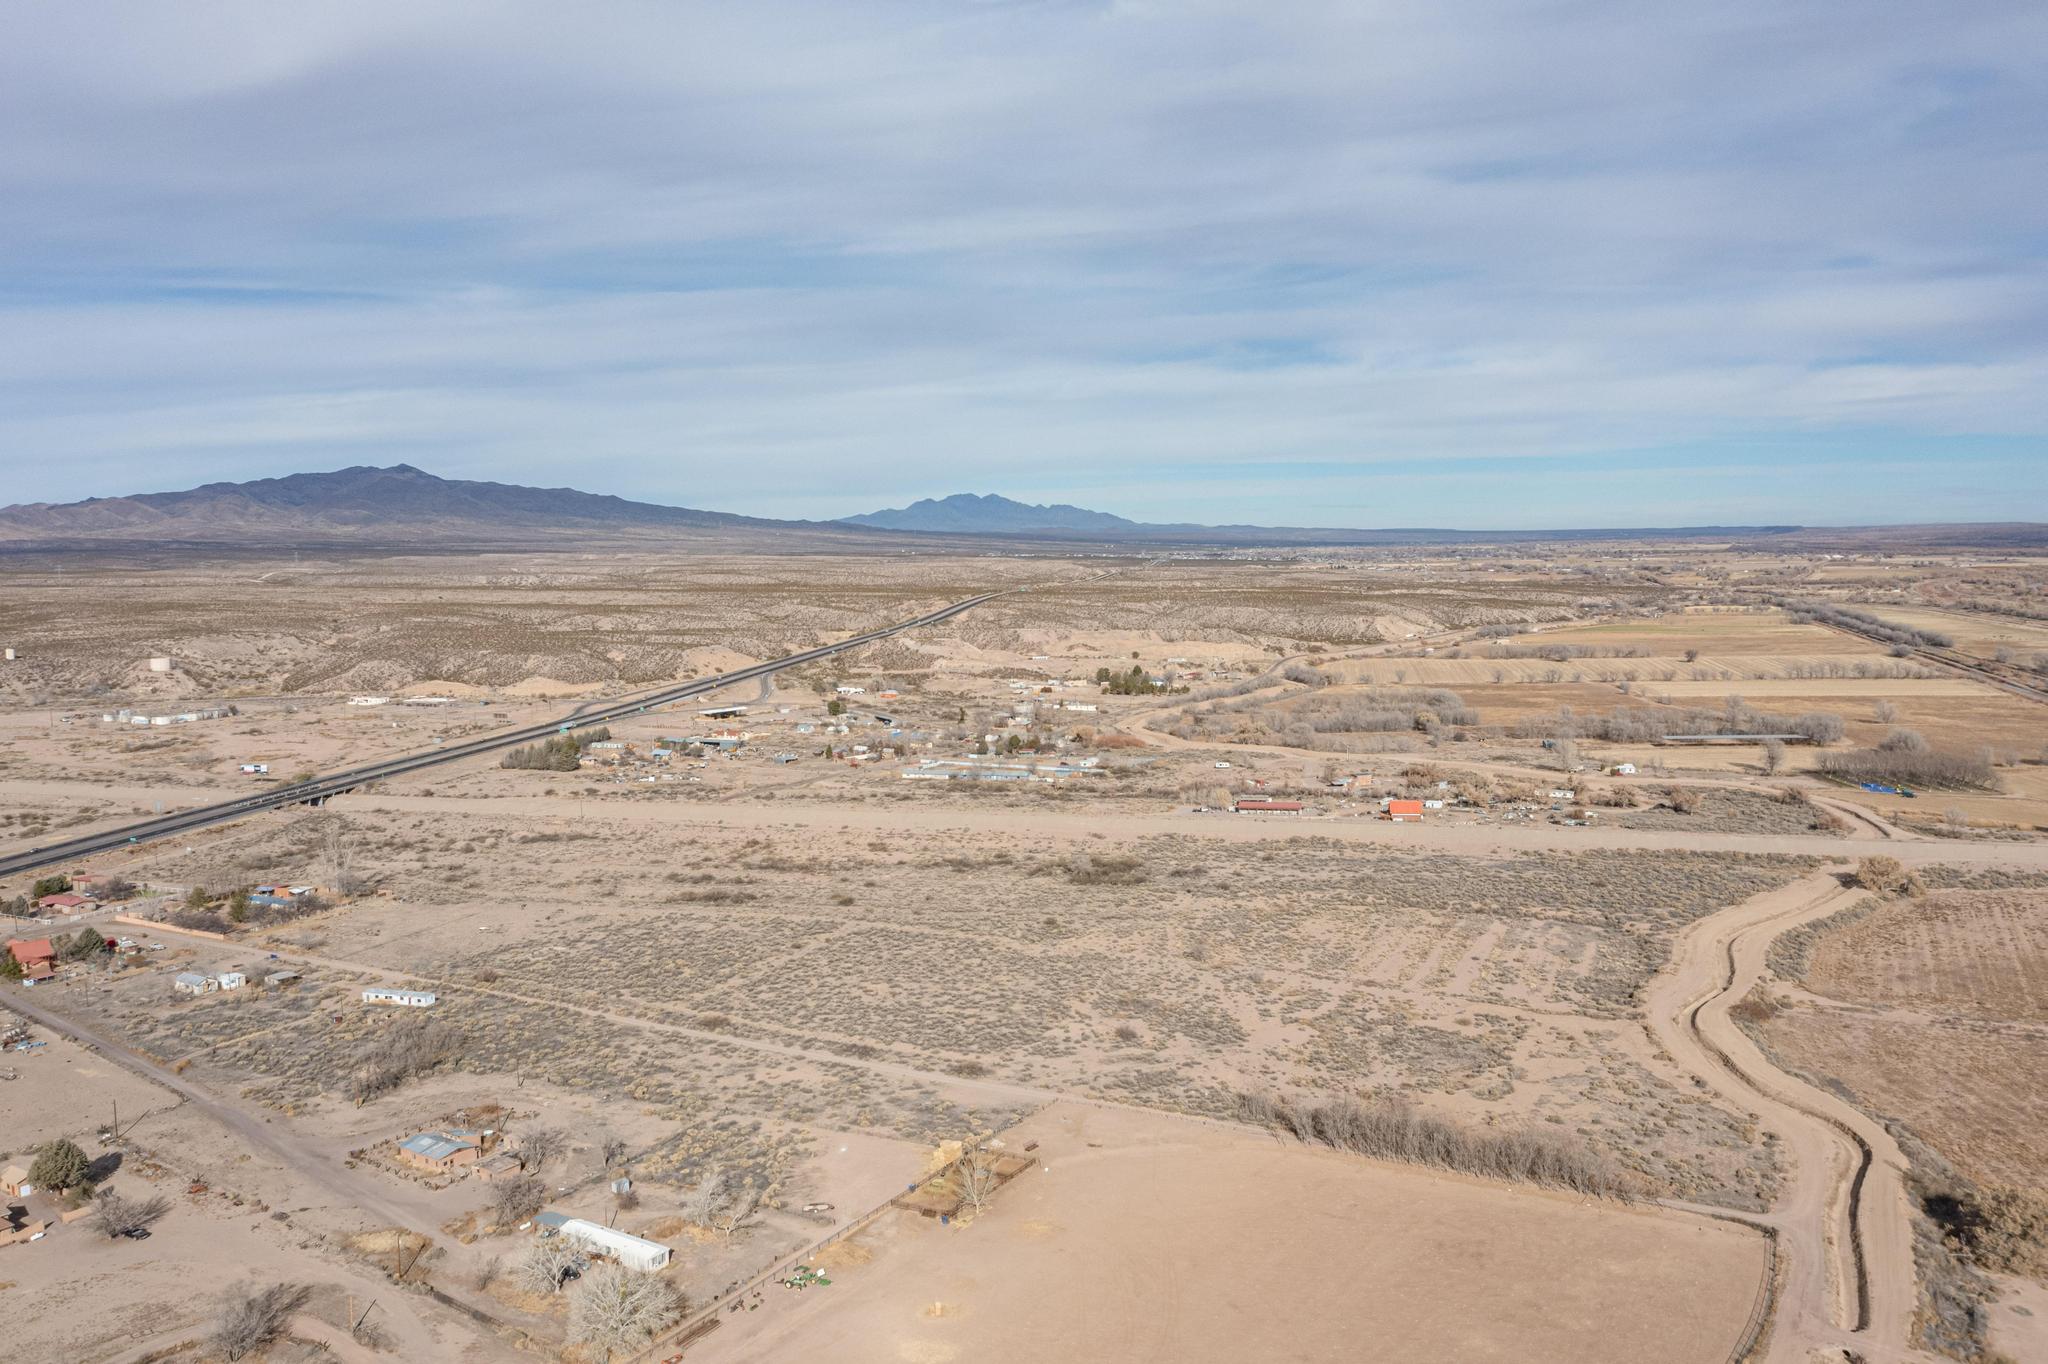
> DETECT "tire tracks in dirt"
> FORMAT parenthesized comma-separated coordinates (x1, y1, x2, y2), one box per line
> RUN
(1643, 869, 1928, 1362)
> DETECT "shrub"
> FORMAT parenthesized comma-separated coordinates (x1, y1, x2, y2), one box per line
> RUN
(1237, 1092, 1630, 1200)
(1853, 855, 1922, 898)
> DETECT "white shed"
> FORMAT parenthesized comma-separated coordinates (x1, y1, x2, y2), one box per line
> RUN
(216, 971, 247, 991)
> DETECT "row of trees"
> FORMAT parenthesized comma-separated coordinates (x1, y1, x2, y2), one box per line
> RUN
(1816, 745, 1998, 791)
(502, 726, 612, 771)
(1095, 665, 1183, 696)
(1784, 601, 1954, 650)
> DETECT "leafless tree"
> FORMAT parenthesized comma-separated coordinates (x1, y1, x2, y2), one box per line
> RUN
(682, 1167, 729, 1228)
(568, 1261, 684, 1362)
(949, 1145, 1001, 1217)
(212, 1281, 311, 1361)
(517, 1237, 582, 1296)
(318, 815, 366, 898)
(1760, 739, 1786, 775)
(712, 1184, 761, 1238)
(1873, 699, 1900, 724)
(345, 1016, 465, 1105)
(489, 1175, 546, 1228)
(519, 1127, 567, 1170)
(601, 1137, 628, 1169)
(90, 1189, 171, 1239)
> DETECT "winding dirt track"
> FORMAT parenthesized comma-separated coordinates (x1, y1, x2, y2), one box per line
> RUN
(1643, 870, 1927, 1363)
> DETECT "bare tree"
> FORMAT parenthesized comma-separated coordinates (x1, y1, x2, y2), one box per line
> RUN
(318, 815, 366, 899)
(488, 1174, 546, 1228)
(712, 1184, 761, 1238)
(1873, 699, 1900, 724)
(345, 1016, 465, 1105)
(948, 1144, 1001, 1217)
(568, 1261, 684, 1363)
(90, 1189, 171, 1239)
(682, 1167, 729, 1228)
(517, 1237, 583, 1296)
(601, 1137, 628, 1170)
(1760, 739, 1786, 776)
(519, 1127, 567, 1170)
(212, 1282, 311, 1361)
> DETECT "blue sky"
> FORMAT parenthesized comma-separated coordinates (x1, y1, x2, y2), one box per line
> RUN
(2, 1, 2044, 528)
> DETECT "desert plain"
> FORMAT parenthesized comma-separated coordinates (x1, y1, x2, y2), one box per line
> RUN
(3, 538, 2045, 1364)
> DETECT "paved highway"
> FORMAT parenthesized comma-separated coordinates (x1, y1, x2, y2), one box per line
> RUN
(0, 590, 1004, 878)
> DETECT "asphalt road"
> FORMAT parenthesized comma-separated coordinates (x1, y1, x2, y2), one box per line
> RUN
(0, 590, 1004, 878)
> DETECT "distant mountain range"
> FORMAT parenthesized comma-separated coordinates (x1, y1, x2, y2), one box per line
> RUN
(2, 465, 2038, 551)
(0, 464, 847, 548)
(840, 493, 1141, 534)
(841, 491, 1814, 546)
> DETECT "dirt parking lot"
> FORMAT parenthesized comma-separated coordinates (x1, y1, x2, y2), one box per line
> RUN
(694, 1101, 1770, 1364)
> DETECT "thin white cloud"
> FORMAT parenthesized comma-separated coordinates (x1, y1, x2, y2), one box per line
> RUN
(0, 0, 2043, 522)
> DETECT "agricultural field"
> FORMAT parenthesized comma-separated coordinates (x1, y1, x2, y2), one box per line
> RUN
(1756, 876, 2048, 1337)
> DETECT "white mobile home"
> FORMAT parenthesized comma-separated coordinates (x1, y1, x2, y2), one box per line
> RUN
(534, 1212, 671, 1272)
(362, 987, 438, 1008)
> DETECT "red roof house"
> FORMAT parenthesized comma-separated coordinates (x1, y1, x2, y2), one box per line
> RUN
(34, 892, 92, 912)
(7, 938, 57, 970)
(1385, 799, 1425, 821)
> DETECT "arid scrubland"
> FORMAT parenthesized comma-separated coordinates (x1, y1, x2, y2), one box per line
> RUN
(5, 540, 2047, 1364)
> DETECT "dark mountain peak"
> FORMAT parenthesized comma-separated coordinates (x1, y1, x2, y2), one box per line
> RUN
(842, 492, 1139, 533)
(0, 464, 835, 545)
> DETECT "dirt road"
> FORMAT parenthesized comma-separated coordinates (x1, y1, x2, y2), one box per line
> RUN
(1643, 870, 1926, 1363)
(0, 993, 523, 1362)
(321, 790, 2048, 868)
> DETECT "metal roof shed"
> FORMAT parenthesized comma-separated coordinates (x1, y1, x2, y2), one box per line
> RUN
(544, 1215, 671, 1272)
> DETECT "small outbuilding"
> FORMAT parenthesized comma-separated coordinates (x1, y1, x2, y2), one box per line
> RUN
(173, 971, 217, 995)
(1233, 799, 1304, 815)
(1, 1164, 31, 1197)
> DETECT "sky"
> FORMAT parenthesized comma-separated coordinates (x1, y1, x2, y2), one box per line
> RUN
(2, 1, 2045, 529)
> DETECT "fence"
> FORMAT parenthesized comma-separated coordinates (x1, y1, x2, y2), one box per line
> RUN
(112, 914, 230, 942)
(623, 1108, 1057, 1363)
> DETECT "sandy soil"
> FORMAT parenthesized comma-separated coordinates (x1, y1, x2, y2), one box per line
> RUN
(693, 1101, 1768, 1364)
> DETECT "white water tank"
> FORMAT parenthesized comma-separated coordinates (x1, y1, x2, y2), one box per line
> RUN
(2, 647, 14, 661)
(148, 656, 172, 672)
